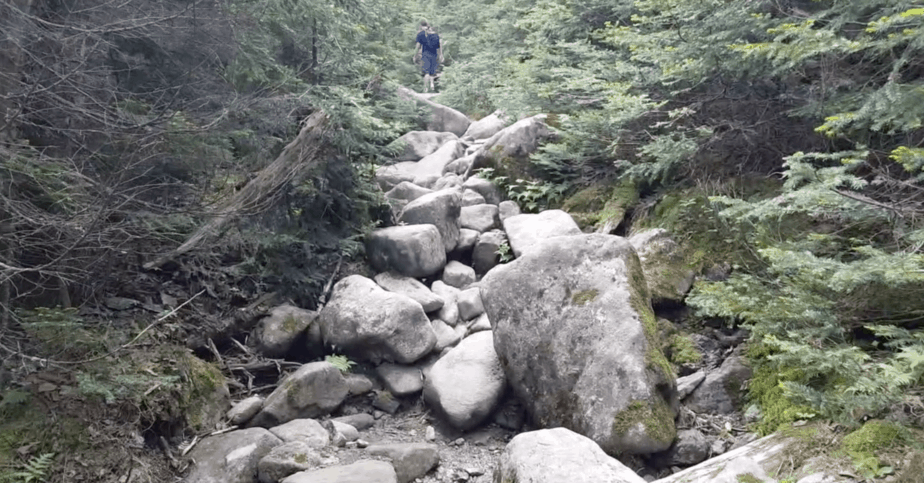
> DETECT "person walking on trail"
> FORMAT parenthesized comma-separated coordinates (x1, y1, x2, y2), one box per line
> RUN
(413, 20, 443, 93)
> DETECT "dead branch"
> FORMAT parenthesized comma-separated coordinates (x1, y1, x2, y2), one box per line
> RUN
(143, 110, 331, 270)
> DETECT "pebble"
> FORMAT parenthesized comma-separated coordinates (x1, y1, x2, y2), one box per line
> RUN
(425, 426, 436, 441)
(464, 468, 483, 476)
(373, 410, 386, 420)
(452, 438, 465, 446)
(356, 439, 370, 448)
(345, 441, 358, 449)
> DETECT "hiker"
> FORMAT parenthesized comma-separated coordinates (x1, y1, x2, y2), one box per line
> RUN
(412, 21, 443, 93)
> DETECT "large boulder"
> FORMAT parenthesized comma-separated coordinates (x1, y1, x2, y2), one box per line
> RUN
(495, 428, 647, 483)
(282, 460, 397, 483)
(250, 304, 319, 359)
(398, 189, 462, 253)
(397, 86, 472, 136)
(502, 209, 582, 258)
(374, 272, 444, 313)
(387, 130, 459, 162)
(367, 225, 446, 278)
(480, 234, 678, 455)
(473, 114, 554, 173)
(250, 362, 349, 428)
(628, 229, 695, 305)
(423, 331, 506, 430)
(320, 275, 436, 364)
(184, 428, 283, 483)
(463, 110, 509, 141)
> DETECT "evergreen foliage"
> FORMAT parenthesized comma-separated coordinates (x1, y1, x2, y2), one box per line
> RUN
(418, 0, 924, 431)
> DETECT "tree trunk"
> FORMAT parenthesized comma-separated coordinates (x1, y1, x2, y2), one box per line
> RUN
(143, 110, 330, 270)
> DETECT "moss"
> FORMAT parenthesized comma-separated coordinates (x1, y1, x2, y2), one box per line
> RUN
(571, 289, 599, 306)
(281, 314, 301, 333)
(747, 363, 815, 435)
(666, 333, 703, 366)
(0, 396, 86, 469)
(838, 420, 916, 477)
(562, 179, 639, 231)
(736, 474, 765, 483)
(294, 453, 308, 464)
(611, 399, 676, 447)
(178, 352, 228, 432)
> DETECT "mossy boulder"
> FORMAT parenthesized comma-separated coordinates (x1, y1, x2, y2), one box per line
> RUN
(563, 179, 639, 233)
(180, 353, 232, 433)
(481, 234, 678, 455)
(628, 229, 695, 306)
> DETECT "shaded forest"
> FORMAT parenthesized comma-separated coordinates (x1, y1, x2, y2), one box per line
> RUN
(1, 0, 923, 481)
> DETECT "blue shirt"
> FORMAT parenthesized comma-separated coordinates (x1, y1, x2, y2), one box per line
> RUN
(416, 31, 440, 56)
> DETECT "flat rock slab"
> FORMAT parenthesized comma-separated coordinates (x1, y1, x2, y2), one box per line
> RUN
(387, 130, 459, 162)
(185, 427, 282, 483)
(268, 419, 329, 447)
(374, 272, 444, 313)
(366, 443, 440, 483)
(495, 428, 647, 483)
(282, 460, 397, 483)
(460, 204, 500, 233)
(502, 209, 582, 258)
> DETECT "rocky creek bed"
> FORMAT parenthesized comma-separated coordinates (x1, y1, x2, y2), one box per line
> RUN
(176, 88, 861, 483)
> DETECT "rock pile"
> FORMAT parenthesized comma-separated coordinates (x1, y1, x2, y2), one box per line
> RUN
(182, 88, 843, 483)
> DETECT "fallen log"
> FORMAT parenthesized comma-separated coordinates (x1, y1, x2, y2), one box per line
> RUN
(144, 110, 331, 270)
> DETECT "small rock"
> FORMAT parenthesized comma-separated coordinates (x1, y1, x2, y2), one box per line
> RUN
(257, 441, 322, 483)
(357, 439, 370, 448)
(676, 370, 705, 400)
(442, 261, 476, 289)
(498, 200, 520, 221)
(331, 420, 360, 442)
(373, 410, 386, 420)
(344, 373, 375, 396)
(332, 413, 375, 431)
(105, 297, 139, 311)
(373, 392, 401, 414)
(466, 313, 491, 334)
(711, 438, 728, 456)
(425, 426, 436, 441)
(456, 288, 484, 322)
(345, 441, 358, 449)
(464, 468, 484, 476)
(227, 396, 263, 425)
(376, 363, 424, 397)
(453, 438, 465, 446)
(331, 431, 348, 447)
(281, 460, 397, 483)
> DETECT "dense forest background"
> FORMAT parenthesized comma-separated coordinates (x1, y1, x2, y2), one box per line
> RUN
(1, 0, 923, 480)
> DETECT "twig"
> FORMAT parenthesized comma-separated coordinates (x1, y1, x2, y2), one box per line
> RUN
(159, 436, 177, 465)
(207, 337, 224, 368)
(180, 435, 199, 457)
(209, 426, 238, 436)
(318, 256, 343, 309)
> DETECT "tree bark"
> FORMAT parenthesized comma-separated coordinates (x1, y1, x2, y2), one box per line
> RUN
(143, 110, 330, 270)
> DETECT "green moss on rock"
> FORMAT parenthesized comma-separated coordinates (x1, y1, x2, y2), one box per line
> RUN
(611, 399, 676, 447)
(562, 179, 639, 231)
(571, 289, 599, 306)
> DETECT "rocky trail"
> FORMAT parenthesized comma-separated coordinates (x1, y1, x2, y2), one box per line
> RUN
(180, 88, 855, 483)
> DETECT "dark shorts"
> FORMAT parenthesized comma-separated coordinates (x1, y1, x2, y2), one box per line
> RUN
(421, 53, 438, 76)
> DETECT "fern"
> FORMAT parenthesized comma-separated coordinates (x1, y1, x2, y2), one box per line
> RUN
(325, 354, 355, 374)
(1, 453, 55, 483)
